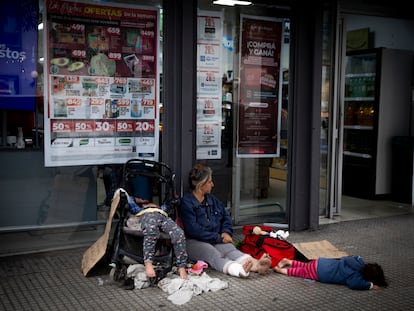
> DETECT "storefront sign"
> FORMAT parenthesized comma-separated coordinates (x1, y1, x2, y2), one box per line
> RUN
(0, 0, 38, 110)
(196, 11, 223, 160)
(44, 0, 159, 166)
(237, 16, 283, 157)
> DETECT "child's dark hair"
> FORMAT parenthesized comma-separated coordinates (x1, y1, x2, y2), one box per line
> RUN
(360, 263, 388, 287)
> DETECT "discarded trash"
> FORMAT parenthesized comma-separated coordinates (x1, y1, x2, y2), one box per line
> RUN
(97, 277, 111, 286)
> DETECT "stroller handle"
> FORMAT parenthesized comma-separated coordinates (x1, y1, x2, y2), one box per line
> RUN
(121, 159, 178, 215)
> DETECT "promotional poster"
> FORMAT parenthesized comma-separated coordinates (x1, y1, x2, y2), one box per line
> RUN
(44, 0, 159, 166)
(196, 11, 223, 160)
(237, 15, 283, 157)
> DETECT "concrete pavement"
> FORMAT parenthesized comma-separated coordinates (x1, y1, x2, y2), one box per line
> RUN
(0, 213, 413, 311)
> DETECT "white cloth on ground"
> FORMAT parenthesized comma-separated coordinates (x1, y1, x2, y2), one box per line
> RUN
(126, 264, 228, 304)
(158, 272, 228, 305)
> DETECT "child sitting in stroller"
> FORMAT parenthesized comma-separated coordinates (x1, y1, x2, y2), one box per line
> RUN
(127, 194, 188, 280)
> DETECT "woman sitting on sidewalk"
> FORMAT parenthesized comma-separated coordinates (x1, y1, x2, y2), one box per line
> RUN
(179, 164, 271, 278)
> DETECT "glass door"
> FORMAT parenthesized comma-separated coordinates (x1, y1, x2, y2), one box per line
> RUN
(196, 1, 291, 226)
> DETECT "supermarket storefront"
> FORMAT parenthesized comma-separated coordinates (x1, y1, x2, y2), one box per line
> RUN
(0, 0, 325, 254)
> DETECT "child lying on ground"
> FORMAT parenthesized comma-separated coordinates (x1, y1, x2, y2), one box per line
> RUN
(274, 256, 387, 290)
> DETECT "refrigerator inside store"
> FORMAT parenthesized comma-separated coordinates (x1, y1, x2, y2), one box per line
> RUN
(342, 48, 414, 199)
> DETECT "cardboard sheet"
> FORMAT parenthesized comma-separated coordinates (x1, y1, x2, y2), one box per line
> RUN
(81, 189, 120, 276)
(293, 240, 348, 260)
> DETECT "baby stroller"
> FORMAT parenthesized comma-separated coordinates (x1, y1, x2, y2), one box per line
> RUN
(108, 159, 179, 285)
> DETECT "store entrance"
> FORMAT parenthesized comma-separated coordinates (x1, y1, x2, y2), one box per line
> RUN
(327, 12, 414, 223)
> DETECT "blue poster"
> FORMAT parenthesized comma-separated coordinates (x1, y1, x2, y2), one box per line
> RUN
(0, 0, 38, 110)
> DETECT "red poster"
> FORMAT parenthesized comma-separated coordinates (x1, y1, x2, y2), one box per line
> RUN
(237, 16, 283, 157)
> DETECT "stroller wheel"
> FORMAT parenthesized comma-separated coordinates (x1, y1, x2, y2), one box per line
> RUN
(109, 265, 127, 282)
(109, 267, 119, 282)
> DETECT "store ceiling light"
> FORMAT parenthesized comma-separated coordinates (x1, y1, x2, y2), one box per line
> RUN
(213, 0, 252, 6)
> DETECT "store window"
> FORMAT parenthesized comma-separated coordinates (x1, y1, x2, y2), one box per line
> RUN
(0, 0, 41, 149)
(0, 0, 163, 233)
(196, 0, 291, 225)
